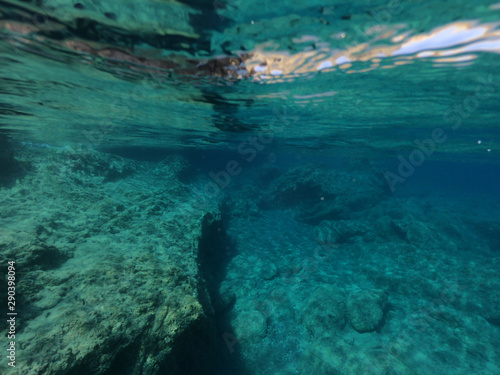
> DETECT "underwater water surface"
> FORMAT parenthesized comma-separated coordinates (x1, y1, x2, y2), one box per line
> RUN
(1, 1, 500, 374)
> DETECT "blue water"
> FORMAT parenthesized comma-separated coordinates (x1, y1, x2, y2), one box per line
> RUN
(1, 1, 500, 374)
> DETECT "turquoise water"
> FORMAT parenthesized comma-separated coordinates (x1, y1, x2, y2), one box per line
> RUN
(1, 1, 500, 374)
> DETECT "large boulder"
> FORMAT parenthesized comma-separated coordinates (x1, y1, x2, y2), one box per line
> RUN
(259, 164, 385, 224)
(347, 289, 389, 333)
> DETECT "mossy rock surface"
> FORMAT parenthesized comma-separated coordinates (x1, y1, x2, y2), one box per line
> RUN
(0, 146, 220, 375)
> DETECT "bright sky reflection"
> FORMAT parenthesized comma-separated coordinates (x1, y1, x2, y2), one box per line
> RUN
(246, 20, 500, 81)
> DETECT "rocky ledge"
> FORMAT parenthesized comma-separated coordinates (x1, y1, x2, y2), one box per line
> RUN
(0, 143, 220, 375)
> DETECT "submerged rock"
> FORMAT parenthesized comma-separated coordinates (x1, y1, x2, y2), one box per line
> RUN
(315, 220, 372, 245)
(257, 259, 278, 280)
(0, 146, 221, 375)
(258, 164, 385, 224)
(234, 309, 267, 341)
(215, 282, 237, 313)
(301, 287, 347, 337)
(347, 289, 388, 333)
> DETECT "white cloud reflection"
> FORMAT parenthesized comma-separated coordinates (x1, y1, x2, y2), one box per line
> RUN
(246, 20, 500, 81)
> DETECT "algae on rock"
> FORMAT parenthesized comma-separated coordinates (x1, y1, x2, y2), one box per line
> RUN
(0, 146, 220, 375)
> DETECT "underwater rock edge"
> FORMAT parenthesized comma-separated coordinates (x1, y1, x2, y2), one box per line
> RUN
(0, 144, 221, 375)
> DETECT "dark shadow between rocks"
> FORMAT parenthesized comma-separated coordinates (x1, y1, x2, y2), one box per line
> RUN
(376, 301, 394, 333)
(0, 134, 26, 187)
(197, 211, 250, 375)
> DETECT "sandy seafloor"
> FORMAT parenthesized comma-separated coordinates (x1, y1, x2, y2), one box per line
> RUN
(1, 144, 500, 375)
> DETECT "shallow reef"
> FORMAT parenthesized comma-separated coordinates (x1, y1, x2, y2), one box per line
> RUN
(0, 146, 499, 375)
(0, 145, 221, 375)
(220, 161, 500, 375)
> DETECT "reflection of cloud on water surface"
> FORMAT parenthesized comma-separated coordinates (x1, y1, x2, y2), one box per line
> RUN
(247, 20, 500, 81)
